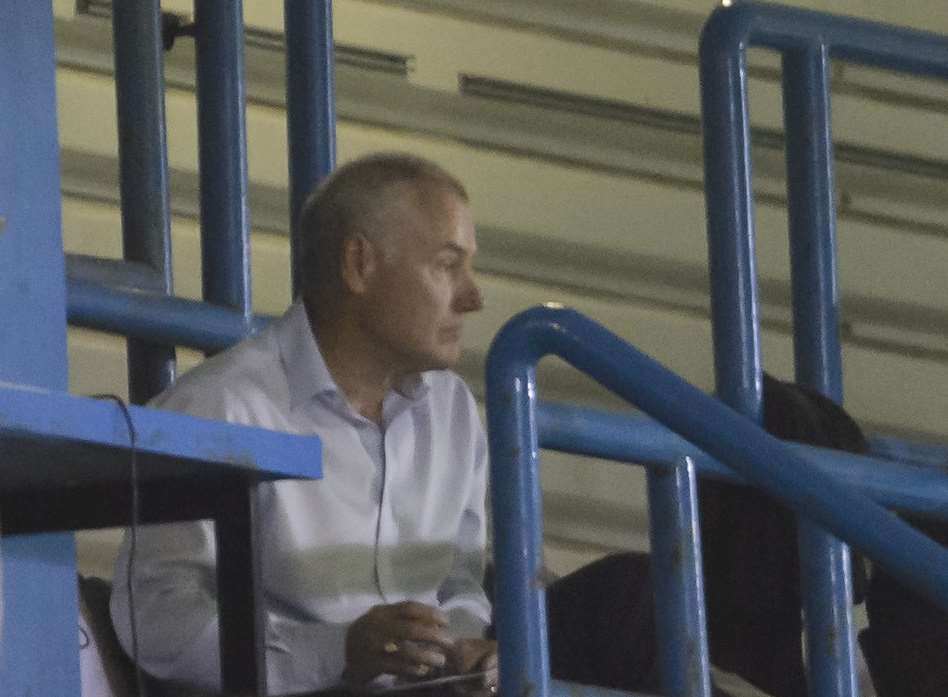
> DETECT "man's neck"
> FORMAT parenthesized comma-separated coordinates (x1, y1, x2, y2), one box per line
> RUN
(307, 301, 399, 424)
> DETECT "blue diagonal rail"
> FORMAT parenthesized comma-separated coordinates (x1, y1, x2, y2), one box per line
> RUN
(486, 305, 948, 697)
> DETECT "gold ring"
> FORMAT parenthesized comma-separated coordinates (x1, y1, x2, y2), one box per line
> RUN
(383, 641, 399, 654)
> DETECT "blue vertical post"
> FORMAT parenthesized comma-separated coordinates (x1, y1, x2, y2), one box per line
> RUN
(486, 344, 551, 697)
(284, 0, 337, 297)
(0, 1, 78, 695)
(699, 14, 764, 423)
(783, 44, 843, 392)
(194, 0, 253, 322)
(783, 44, 857, 697)
(112, 0, 176, 403)
(194, 3, 261, 693)
(647, 459, 712, 697)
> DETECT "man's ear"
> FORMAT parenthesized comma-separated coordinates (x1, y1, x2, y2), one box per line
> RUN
(340, 234, 378, 295)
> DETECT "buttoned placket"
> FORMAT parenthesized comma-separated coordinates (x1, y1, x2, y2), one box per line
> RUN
(358, 418, 389, 602)
(312, 365, 429, 608)
(373, 391, 419, 603)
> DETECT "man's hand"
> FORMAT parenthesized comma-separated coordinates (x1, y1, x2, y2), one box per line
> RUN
(448, 639, 498, 696)
(343, 601, 455, 685)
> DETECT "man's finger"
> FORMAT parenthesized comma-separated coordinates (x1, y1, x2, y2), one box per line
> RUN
(376, 613, 454, 651)
(478, 650, 498, 673)
(396, 639, 449, 669)
(374, 656, 425, 679)
(392, 620, 455, 650)
(391, 601, 449, 625)
(376, 650, 445, 680)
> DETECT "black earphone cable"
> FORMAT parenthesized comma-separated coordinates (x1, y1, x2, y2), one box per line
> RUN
(92, 394, 147, 697)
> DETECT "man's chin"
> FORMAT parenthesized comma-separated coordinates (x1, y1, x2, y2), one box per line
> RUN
(423, 346, 462, 372)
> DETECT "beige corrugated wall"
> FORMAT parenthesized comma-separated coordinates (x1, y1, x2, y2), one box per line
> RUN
(55, 0, 948, 576)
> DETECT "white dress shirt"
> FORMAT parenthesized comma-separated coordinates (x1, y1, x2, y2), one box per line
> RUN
(110, 301, 490, 695)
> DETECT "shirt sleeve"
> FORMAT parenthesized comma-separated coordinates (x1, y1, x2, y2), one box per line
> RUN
(109, 518, 355, 694)
(438, 397, 492, 640)
(108, 385, 353, 695)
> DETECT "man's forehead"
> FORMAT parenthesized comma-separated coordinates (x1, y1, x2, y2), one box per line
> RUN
(389, 186, 473, 236)
(401, 180, 467, 216)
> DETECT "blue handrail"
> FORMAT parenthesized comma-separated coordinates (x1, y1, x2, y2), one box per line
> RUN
(486, 305, 948, 697)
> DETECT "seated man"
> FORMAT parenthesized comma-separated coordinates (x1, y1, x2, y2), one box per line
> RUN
(700, 374, 870, 697)
(113, 152, 878, 697)
(861, 494, 948, 696)
(111, 153, 494, 695)
(542, 374, 873, 697)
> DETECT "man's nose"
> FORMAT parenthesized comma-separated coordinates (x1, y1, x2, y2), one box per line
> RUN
(456, 276, 484, 313)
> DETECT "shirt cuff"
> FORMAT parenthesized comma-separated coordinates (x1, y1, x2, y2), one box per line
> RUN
(267, 613, 351, 694)
(446, 605, 490, 640)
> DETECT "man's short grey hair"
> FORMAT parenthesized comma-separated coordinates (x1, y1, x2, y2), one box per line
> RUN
(298, 152, 468, 300)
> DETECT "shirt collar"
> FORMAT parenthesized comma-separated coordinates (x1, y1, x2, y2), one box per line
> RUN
(395, 371, 430, 402)
(277, 300, 431, 410)
(277, 301, 338, 410)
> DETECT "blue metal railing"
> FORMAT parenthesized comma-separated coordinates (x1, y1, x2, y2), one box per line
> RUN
(65, 1, 338, 359)
(111, 0, 176, 402)
(285, 0, 337, 297)
(701, 0, 948, 415)
(700, 3, 948, 695)
(486, 305, 948, 697)
(57, 1, 948, 696)
(194, 0, 253, 332)
(3, 0, 336, 693)
(538, 401, 948, 519)
(62, 1, 337, 693)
